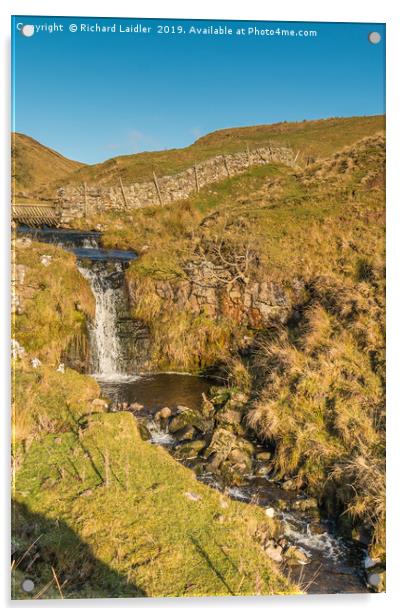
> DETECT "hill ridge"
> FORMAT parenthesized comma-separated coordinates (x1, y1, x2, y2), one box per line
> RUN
(12, 114, 385, 203)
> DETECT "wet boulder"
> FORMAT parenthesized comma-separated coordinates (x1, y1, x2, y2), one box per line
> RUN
(205, 427, 255, 484)
(367, 571, 385, 592)
(208, 386, 231, 408)
(168, 406, 213, 435)
(200, 393, 215, 418)
(284, 546, 311, 566)
(290, 497, 319, 512)
(228, 447, 253, 472)
(174, 439, 207, 460)
(255, 464, 271, 477)
(282, 478, 299, 491)
(308, 521, 327, 535)
(154, 406, 172, 429)
(174, 424, 197, 442)
(219, 460, 246, 486)
(137, 421, 151, 441)
(217, 408, 243, 430)
(264, 540, 283, 563)
(352, 525, 372, 546)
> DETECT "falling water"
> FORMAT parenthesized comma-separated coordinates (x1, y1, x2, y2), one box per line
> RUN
(78, 261, 128, 381)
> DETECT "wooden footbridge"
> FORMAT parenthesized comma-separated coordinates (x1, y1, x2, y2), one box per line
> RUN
(12, 203, 61, 227)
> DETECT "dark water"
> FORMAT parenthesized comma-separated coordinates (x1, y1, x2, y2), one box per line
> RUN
(99, 373, 214, 412)
(16, 225, 136, 262)
(100, 372, 368, 595)
(202, 478, 367, 594)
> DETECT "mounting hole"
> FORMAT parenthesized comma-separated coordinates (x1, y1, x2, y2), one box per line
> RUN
(22, 578, 35, 593)
(368, 31, 381, 45)
(21, 25, 35, 37)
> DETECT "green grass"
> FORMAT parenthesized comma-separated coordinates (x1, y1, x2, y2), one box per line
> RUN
(12, 115, 384, 201)
(11, 228, 297, 599)
(12, 364, 100, 447)
(12, 412, 296, 599)
(12, 238, 99, 445)
(86, 133, 384, 375)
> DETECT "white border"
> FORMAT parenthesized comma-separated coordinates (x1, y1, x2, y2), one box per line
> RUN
(1, 1, 401, 614)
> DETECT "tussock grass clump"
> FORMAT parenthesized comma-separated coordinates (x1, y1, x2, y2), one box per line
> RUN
(248, 270, 385, 557)
(131, 280, 242, 371)
(12, 362, 100, 446)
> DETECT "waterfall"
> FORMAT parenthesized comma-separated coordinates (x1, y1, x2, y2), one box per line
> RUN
(16, 224, 147, 380)
(78, 261, 127, 381)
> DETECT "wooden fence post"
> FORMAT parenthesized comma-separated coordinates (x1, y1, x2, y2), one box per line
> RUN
(223, 154, 230, 178)
(119, 176, 128, 208)
(83, 182, 88, 218)
(153, 171, 163, 206)
(194, 164, 200, 193)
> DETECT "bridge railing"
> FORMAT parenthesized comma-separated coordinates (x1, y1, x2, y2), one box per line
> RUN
(12, 203, 61, 227)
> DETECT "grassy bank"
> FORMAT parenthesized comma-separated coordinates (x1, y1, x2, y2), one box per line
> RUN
(12, 133, 84, 202)
(13, 239, 95, 364)
(12, 412, 295, 599)
(12, 237, 100, 450)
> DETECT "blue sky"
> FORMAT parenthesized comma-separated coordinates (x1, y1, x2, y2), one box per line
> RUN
(12, 17, 385, 164)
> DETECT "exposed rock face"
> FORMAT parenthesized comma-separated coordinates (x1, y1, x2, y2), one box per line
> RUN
(57, 145, 296, 224)
(128, 263, 297, 331)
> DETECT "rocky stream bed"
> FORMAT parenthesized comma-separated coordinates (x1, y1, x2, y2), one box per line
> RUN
(100, 374, 378, 595)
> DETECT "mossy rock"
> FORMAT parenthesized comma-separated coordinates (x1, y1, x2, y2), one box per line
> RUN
(137, 421, 152, 441)
(174, 439, 207, 460)
(168, 407, 213, 435)
(174, 424, 197, 442)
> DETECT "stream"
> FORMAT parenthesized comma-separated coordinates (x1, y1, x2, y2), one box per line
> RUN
(17, 225, 369, 595)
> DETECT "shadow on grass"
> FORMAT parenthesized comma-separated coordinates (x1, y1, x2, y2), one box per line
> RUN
(189, 535, 235, 596)
(11, 500, 145, 599)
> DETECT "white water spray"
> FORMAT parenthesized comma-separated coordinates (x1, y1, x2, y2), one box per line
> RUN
(78, 262, 127, 381)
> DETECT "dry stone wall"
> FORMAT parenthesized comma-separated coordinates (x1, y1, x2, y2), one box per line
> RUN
(128, 260, 305, 333)
(58, 145, 296, 224)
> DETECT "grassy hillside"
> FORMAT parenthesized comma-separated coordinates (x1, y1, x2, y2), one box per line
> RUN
(81, 130, 385, 559)
(11, 133, 85, 203)
(13, 115, 384, 201)
(54, 114, 384, 188)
